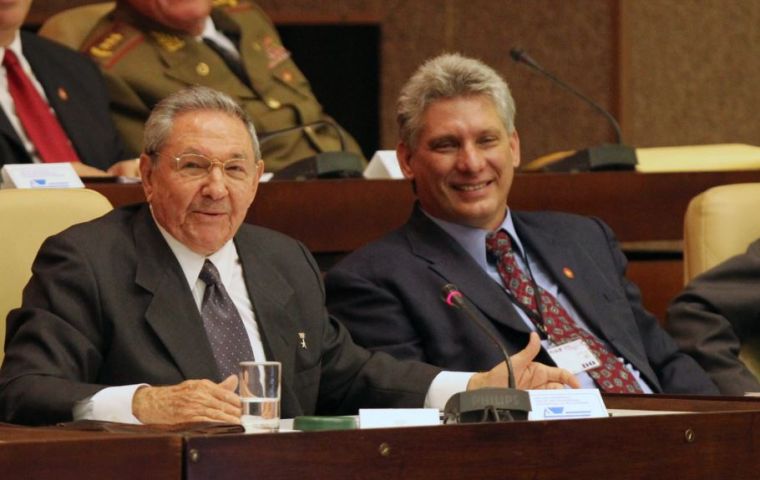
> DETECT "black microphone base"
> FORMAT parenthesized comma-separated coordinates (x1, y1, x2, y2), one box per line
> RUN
(541, 144, 637, 172)
(443, 388, 532, 423)
(271, 151, 365, 181)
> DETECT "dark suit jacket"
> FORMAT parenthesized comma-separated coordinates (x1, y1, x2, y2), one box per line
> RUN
(326, 205, 717, 395)
(0, 32, 126, 169)
(666, 239, 760, 395)
(0, 204, 439, 426)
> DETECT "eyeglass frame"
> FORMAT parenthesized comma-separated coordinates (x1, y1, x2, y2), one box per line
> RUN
(151, 151, 261, 181)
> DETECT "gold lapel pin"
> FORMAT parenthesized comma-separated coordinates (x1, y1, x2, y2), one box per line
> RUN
(562, 267, 575, 279)
(57, 87, 69, 101)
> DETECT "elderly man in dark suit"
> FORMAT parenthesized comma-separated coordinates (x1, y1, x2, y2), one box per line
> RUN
(325, 53, 717, 395)
(0, 0, 134, 176)
(0, 85, 576, 426)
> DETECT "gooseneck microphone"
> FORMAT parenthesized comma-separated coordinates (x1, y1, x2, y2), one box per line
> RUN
(510, 47, 637, 172)
(440, 284, 531, 423)
(441, 284, 516, 389)
(510, 48, 623, 144)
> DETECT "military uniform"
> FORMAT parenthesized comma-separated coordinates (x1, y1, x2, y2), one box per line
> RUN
(73, 0, 363, 172)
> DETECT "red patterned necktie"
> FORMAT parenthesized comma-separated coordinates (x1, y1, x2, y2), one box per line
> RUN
(3, 49, 80, 163)
(486, 229, 643, 393)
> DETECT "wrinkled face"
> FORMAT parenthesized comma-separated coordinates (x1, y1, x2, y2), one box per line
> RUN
(397, 95, 520, 231)
(0, 0, 31, 45)
(124, 0, 212, 35)
(141, 110, 264, 255)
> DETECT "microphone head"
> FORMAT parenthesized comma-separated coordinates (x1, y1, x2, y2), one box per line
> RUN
(440, 284, 464, 308)
(509, 48, 524, 62)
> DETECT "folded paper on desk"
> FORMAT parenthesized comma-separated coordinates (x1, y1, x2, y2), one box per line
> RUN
(359, 408, 440, 429)
(57, 419, 244, 435)
(1, 163, 83, 189)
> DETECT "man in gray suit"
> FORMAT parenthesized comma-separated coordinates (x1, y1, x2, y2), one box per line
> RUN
(0, 85, 576, 426)
(667, 239, 760, 395)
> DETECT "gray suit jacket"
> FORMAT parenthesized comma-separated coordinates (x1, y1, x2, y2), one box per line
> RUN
(666, 239, 760, 395)
(326, 205, 718, 395)
(0, 204, 439, 425)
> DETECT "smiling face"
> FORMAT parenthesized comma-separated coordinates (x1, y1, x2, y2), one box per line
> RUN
(397, 94, 520, 231)
(123, 0, 212, 35)
(141, 109, 263, 255)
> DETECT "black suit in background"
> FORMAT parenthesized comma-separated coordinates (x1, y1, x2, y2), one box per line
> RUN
(666, 239, 760, 395)
(325, 205, 718, 395)
(0, 204, 439, 426)
(0, 32, 126, 169)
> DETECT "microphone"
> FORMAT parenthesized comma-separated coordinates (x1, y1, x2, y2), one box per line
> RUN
(440, 284, 531, 423)
(510, 47, 637, 172)
(442, 284, 516, 389)
(262, 120, 365, 181)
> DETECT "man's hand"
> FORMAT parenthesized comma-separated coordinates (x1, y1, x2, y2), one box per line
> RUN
(467, 332, 580, 390)
(107, 158, 141, 178)
(132, 375, 241, 424)
(70, 162, 109, 177)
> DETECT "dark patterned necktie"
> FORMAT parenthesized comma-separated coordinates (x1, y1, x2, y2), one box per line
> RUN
(486, 229, 643, 393)
(199, 260, 255, 379)
(3, 49, 80, 163)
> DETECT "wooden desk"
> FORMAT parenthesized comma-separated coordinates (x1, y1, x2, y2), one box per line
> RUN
(183, 395, 760, 479)
(87, 170, 760, 320)
(0, 424, 181, 479)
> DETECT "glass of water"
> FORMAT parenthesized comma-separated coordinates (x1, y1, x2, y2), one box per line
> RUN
(239, 361, 281, 433)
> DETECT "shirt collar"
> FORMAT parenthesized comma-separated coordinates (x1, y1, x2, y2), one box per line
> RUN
(154, 220, 237, 288)
(424, 208, 526, 269)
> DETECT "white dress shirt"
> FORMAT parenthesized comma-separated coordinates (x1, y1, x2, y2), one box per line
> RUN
(74, 222, 468, 422)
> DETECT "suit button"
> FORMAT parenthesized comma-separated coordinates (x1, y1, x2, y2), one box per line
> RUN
(266, 98, 281, 109)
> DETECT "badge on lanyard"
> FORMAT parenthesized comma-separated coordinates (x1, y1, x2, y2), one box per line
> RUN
(547, 338, 601, 374)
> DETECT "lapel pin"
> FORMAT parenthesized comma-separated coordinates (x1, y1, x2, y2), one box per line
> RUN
(57, 87, 69, 101)
(298, 332, 307, 349)
(562, 267, 575, 279)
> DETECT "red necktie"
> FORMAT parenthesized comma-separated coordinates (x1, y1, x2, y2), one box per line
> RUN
(3, 49, 80, 163)
(486, 230, 643, 393)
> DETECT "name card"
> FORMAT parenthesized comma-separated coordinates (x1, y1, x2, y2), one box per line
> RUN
(359, 408, 440, 429)
(528, 388, 608, 421)
(364, 150, 403, 179)
(1, 163, 83, 189)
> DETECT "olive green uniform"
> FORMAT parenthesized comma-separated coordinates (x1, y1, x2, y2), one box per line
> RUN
(77, 0, 363, 172)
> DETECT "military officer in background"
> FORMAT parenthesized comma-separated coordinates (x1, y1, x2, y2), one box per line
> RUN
(40, 0, 364, 172)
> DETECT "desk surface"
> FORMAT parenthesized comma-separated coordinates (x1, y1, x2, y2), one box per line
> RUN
(0, 424, 182, 479)
(184, 395, 760, 480)
(3, 395, 760, 480)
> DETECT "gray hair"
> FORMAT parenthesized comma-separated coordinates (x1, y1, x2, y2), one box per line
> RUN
(143, 85, 260, 161)
(397, 53, 516, 150)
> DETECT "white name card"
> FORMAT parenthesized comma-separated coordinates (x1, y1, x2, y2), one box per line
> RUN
(359, 408, 440, 429)
(1, 163, 83, 189)
(528, 388, 608, 421)
(363, 150, 403, 179)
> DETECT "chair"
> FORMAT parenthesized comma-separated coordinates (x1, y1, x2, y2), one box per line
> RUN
(0, 189, 112, 364)
(38, 2, 115, 50)
(683, 182, 760, 376)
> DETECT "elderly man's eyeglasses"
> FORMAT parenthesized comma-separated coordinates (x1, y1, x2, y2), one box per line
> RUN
(167, 153, 257, 181)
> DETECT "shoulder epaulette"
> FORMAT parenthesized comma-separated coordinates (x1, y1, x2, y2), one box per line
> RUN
(82, 21, 144, 69)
